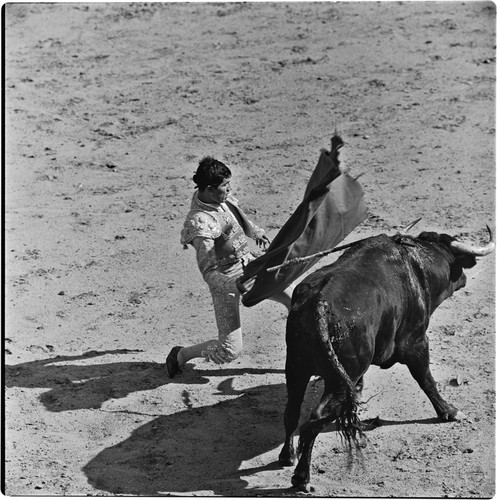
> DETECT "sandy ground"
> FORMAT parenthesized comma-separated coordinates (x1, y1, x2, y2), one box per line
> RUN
(4, 1, 496, 497)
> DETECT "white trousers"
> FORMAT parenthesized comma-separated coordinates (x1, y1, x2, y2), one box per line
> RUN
(202, 284, 294, 364)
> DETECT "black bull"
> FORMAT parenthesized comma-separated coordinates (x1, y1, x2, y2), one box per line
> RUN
(278, 228, 494, 491)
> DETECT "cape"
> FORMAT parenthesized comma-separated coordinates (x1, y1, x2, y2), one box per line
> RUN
(241, 135, 368, 307)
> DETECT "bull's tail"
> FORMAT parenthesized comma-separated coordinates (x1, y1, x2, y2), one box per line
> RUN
(316, 299, 365, 448)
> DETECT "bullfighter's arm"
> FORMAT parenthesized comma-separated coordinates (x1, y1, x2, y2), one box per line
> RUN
(247, 219, 266, 239)
(227, 195, 268, 245)
(247, 219, 270, 249)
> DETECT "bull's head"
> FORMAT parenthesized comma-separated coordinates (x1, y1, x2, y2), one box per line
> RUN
(417, 226, 494, 289)
(418, 225, 494, 262)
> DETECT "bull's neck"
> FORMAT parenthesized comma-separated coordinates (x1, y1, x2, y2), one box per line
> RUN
(411, 244, 461, 316)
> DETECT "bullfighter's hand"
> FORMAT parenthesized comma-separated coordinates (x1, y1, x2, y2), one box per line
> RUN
(255, 234, 271, 250)
(236, 276, 255, 294)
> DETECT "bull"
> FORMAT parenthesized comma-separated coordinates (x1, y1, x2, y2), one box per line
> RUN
(278, 227, 494, 491)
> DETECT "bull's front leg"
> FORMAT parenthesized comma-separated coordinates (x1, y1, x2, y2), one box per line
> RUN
(404, 334, 465, 421)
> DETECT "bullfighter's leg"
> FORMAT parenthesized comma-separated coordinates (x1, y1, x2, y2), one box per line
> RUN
(404, 334, 464, 421)
(171, 290, 243, 372)
(279, 363, 311, 467)
(200, 289, 244, 363)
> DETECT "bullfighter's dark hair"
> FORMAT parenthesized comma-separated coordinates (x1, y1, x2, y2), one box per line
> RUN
(193, 157, 231, 191)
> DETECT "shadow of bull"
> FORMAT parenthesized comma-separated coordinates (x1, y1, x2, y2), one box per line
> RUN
(82, 380, 296, 496)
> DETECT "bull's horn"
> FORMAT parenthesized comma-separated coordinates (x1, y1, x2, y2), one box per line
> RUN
(402, 217, 422, 233)
(450, 225, 495, 256)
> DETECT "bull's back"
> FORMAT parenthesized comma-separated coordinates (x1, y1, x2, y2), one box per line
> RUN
(288, 235, 418, 370)
(292, 235, 408, 311)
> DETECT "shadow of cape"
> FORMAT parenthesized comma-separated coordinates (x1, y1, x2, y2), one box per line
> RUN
(83, 380, 297, 496)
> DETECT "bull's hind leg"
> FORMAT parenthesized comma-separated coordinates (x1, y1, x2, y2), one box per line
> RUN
(355, 376, 364, 402)
(404, 334, 464, 421)
(291, 384, 344, 492)
(279, 364, 311, 466)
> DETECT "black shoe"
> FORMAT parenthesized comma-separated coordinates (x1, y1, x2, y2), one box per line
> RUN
(166, 346, 184, 378)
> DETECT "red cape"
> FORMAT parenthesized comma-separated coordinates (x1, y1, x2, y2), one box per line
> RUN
(241, 135, 367, 307)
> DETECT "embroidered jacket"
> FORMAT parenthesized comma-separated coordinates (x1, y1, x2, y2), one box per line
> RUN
(181, 192, 265, 293)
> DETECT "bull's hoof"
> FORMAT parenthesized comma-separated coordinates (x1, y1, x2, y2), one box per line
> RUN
(291, 475, 311, 492)
(449, 410, 466, 422)
(279, 444, 295, 466)
(439, 409, 466, 422)
(362, 416, 382, 431)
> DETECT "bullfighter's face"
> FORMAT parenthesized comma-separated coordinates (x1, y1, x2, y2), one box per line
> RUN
(209, 177, 231, 204)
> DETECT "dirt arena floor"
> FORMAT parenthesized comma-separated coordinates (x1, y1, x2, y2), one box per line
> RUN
(4, 2, 495, 497)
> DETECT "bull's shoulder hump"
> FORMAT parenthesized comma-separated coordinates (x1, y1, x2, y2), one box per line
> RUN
(296, 233, 404, 288)
(332, 234, 400, 263)
(359, 233, 395, 247)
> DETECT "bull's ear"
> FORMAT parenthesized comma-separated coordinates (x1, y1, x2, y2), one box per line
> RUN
(450, 254, 477, 281)
(455, 254, 477, 269)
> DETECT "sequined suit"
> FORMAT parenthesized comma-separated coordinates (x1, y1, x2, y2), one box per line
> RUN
(180, 192, 266, 363)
